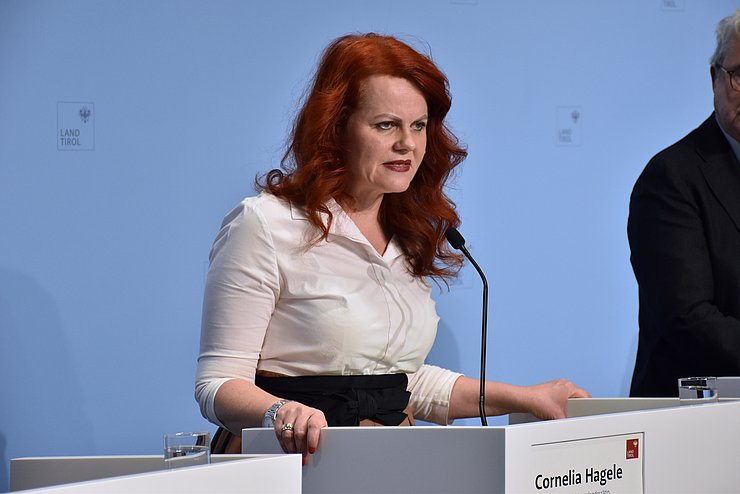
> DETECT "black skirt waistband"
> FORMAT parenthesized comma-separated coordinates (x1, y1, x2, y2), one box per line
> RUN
(255, 373, 410, 426)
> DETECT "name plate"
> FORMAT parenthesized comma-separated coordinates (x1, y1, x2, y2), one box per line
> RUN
(527, 432, 644, 493)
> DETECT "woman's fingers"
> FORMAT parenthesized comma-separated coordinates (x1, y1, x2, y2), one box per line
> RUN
(306, 414, 324, 454)
(525, 378, 591, 420)
(292, 415, 309, 455)
(277, 419, 297, 453)
(274, 403, 327, 457)
(280, 422, 298, 453)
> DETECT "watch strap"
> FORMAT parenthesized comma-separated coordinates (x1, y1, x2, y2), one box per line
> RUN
(261, 399, 292, 427)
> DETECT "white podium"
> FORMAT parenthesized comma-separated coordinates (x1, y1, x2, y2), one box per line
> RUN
(243, 400, 740, 493)
(10, 454, 301, 493)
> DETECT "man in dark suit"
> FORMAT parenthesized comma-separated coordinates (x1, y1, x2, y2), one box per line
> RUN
(629, 9, 740, 397)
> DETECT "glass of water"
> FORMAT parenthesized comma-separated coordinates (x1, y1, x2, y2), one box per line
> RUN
(163, 432, 211, 469)
(677, 376, 718, 406)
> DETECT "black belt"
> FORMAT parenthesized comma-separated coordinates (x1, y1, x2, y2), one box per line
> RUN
(255, 373, 410, 426)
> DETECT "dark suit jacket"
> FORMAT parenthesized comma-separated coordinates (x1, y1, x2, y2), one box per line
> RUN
(629, 114, 740, 397)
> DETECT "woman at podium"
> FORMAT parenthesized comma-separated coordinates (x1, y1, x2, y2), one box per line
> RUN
(195, 32, 589, 463)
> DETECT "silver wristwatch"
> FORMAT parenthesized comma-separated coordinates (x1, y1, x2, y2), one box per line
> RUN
(262, 399, 291, 427)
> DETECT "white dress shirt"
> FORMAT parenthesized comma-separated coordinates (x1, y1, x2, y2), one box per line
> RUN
(195, 192, 461, 427)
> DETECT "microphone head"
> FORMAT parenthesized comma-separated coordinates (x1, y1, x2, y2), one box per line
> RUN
(445, 227, 466, 250)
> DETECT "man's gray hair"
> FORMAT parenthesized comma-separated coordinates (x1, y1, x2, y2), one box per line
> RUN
(710, 9, 740, 66)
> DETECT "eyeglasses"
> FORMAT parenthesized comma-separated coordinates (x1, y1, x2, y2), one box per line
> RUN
(718, 65, 740, 92)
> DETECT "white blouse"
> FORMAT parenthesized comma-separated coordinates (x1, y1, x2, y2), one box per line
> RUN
(195, 192, 461, 427)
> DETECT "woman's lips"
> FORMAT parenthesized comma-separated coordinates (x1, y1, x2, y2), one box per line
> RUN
(383, 160, 411, 171)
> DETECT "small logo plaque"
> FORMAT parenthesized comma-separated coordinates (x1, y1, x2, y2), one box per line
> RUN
(57, 102, 95, 151)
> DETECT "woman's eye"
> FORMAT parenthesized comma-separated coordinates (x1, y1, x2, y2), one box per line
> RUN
(412, 121, 427, 131)
(376, 121, 394, 130)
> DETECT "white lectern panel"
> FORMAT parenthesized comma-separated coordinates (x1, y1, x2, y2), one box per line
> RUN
(10, 455, 301, 493)
(244, 401, 740, 494)
(244, 426, 506, 494)
(504, 401, 740, 493)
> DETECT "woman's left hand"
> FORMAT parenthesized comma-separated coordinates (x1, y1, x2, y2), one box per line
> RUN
(273, 401, 328, 464)
(524, 378, 591, 420)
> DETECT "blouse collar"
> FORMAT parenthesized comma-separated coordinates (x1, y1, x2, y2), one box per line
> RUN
(289, 197, 403, 261)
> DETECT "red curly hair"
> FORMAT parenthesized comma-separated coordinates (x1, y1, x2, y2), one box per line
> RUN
(259, 33, 467, 281)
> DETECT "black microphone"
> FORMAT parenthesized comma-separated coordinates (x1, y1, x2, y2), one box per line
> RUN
(445, 227, 489, 426)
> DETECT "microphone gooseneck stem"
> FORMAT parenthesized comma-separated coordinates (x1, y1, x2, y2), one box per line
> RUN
(459, 243, 489, 427)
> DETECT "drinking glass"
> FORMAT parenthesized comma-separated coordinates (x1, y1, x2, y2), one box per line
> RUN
(163, 431, 211, 469)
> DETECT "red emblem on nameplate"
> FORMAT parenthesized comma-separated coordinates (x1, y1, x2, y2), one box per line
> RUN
(626, 438, 639, 459)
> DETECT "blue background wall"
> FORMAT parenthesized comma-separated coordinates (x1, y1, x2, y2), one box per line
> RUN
(1, 0, 735, 491)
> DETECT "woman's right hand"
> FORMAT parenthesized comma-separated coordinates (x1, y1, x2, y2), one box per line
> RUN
(273, 401, 327, 463)
(523, 378, 591, 420)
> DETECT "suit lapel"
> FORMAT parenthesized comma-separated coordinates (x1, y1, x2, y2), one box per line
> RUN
(696, 114, 740, 234)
